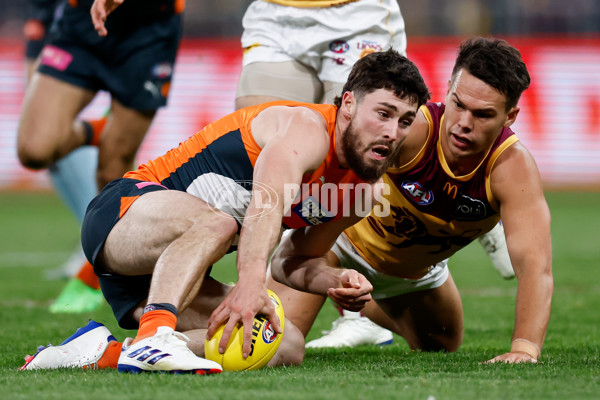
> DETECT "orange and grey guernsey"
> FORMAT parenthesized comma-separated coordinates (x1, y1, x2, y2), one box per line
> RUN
(345, 102, 519, 276)
(124, 100, 367, 229)
(264, 0, 358, 7)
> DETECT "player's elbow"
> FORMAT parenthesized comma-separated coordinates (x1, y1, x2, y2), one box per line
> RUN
(271, 249, 304, 288)
(269, 250, 288, 285)
(541, 262, 554, 302)
(410, 325, 464, 353)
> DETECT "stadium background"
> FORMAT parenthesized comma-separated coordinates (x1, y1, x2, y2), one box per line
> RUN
(0, 0, 598, 190)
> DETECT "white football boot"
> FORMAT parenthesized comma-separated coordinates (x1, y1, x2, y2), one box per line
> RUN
(118, 326, 222, 375)
(477, 222, 515, 279)
(21, 320, 115, 370)
(306, 310, 393, 349)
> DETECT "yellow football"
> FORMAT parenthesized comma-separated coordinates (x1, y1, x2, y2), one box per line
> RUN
(204, 289, 284, 371)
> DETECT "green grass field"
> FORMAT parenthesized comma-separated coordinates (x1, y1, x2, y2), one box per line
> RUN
(0, 191, 598, 399)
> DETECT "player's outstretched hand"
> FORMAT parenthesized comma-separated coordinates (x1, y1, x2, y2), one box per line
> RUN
(207, 282, 282, 359)
(91, 0, 124, 36)
(484, 351, 538, 364)
(327, 269, 373, 312)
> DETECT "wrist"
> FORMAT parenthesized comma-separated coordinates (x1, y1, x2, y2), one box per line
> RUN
(511, 338, 541, 358)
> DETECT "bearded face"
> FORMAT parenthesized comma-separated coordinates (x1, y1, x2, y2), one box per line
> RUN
(341, 118, 397, 183)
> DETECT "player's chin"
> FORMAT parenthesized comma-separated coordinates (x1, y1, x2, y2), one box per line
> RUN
(363, 162, 388, 183)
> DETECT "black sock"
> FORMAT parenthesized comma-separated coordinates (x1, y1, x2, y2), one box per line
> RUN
(143, 303, 178, 316)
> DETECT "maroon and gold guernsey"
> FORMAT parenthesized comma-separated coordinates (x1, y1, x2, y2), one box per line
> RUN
(344, 102, 519, 277)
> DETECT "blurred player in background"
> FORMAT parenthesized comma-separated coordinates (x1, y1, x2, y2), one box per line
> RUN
(23, 0, 106, 313)
(18, 0, 183, 312)
(270, 37, 553, 363)
(235, 0, 515, 349)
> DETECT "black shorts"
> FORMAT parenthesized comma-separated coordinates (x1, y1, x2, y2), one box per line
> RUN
(82, 178, 168, 268)
(26, 38, 47, 60)
(37, 3, 182, 111)
(98, 273, 152, 330)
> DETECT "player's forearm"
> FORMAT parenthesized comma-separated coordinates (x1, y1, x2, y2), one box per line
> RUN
(512, 263, 554, 356)
(272, 252, 341, 296)
(237, 205, 283, 285)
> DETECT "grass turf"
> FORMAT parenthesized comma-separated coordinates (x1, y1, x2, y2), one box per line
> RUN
(0, 191, 598, 399)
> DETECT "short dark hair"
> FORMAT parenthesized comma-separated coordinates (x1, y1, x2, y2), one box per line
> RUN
(452, 37, 530, 110)
(333, 48, 430, 109)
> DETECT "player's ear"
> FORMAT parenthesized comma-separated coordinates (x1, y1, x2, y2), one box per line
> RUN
(504, 106, 520, 128)
(446, 70, 462, 97)
(340, 91, 356, 120)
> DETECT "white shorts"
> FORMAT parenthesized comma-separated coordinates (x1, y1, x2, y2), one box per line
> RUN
(238, 0, 406, 100)
(331, 233, 449, 299)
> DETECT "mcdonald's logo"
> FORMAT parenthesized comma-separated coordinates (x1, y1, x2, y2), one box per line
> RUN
(443, 182, 458, 199)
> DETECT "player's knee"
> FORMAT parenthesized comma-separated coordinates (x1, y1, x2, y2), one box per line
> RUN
(418, 330, 463, 353)
(17, 142, 54, 170)
(95, 153, 137, 189)
(95, 164, 130, 190)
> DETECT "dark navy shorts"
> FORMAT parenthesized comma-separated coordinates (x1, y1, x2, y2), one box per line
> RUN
(82, 178, 168, 268)
(98, 273, 153, 330)
(37, 3, 182, 111)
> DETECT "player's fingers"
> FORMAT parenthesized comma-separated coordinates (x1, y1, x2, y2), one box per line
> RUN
(483, 353, 537, 364)
(91, 11, 108, 36)
(360, 277, 373, 291)
(90, 10, 102, 27)
(327, 289, 371, 310)
(97, 25, 108, 37)
(347, 273, 360, 288)
(259, 296, 281, 334)
(329, 290, 371, 303)
(340, 270, 361, 288)
(241, 314, 254, 358)
(206, 305, 228, 339)
(341, 275, 373, 293)
(330, 286, 372, 298)
(264, 306, 282, 334)
(218, 316, 238, 354)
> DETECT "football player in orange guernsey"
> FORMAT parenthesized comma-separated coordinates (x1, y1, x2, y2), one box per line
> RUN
(21, 49, 430, 374)
(270, 37, 553, 364)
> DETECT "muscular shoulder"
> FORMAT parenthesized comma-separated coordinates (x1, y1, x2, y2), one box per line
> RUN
(251, 105, 330, 149)
(490, 141, 543, 203)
